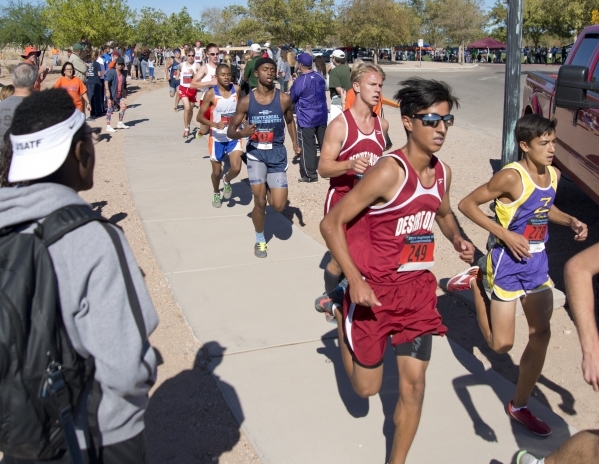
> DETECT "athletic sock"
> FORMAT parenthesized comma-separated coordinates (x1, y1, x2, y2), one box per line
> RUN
(511, 404, 527, 412)
(223, 178, 230, 185)
(256, 231, 265, 243)
(324, 268, 342, 294)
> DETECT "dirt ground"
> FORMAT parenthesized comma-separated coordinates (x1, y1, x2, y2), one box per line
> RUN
(1, 51, 597, 461)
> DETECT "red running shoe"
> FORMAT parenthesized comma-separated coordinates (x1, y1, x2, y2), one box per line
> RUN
(507, 401, 552, 436)
(447, 266, 480, 292)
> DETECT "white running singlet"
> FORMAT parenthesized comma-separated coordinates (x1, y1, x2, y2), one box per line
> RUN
(211, 85, 238, 142)
(179, 61, 197, 88)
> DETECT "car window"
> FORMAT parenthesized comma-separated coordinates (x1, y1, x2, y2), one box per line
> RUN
(571, 34, 599, 67)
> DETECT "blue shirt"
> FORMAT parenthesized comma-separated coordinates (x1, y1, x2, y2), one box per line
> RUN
(247, 90, 286, 147)
(290, 71, 328, 128)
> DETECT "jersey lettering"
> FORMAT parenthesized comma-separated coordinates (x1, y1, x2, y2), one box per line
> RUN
(395, 211, 436, 236)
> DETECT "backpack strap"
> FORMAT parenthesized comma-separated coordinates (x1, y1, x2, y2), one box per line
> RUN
(38, 204, 109, 247)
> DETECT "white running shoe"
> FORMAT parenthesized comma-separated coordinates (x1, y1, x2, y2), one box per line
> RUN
(106, 125, 117, 133)
(117, 122, 130, 129)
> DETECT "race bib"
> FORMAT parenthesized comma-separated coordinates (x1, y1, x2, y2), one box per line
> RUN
(220, 113, 234, 126)
(397, 234, 435, 272)
(182, 74, 192, 84)
(523, 217, 548, 253)
(251, 129, 274, 150)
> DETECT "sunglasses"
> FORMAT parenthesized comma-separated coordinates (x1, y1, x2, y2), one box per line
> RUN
(187, 54, 194, 57)
(411, 113, 454, 128)
(208, 52, 218, 56)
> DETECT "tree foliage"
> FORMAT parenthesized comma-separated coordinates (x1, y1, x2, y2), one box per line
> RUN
(544, 0, 599, 39)
(129, 7, 168, 47)
(45, 0, 132, 47)
(0, 0, 52, 50)
(487, 0, 549, 48)
(201, 5, 265, 46)
(436, 0, 485, 50)
(419, 0, 444, 48)
(162, 7, 208, 47)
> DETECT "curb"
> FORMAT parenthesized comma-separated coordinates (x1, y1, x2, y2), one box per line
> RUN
(379, 64, 479, 71)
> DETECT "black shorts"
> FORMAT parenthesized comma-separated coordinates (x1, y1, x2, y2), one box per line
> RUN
(394, 334, 433, 362)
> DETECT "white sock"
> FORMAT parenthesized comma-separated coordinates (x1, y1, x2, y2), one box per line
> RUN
(511, 404, 527, 412)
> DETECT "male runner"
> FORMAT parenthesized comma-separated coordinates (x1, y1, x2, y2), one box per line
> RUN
(178, 49, 201, 137)
(448, 114, 587, 436)
(320, 78, 474, 464)
(227, 58, 301, 258)
(316, 63, 388, 314)
(197, 64, 243, 208)
(191, 43, 219, 136)
(194, 40, 204, 65)
(166, 48, 182, 111)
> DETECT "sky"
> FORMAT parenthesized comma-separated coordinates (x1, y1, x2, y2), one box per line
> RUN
(126, 0, 497, 18)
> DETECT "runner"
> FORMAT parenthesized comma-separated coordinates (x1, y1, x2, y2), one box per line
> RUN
(194, 40, 204, 65)
(315, 63, 388, 314)
(226, 58, 301, 258)
(197, 64, 243, 208)
(320, 77, 473, 464)
(166, 48, 182, 111)
(447, 114, 588, 436)
(178, 49, 201, 138)
(191, 43, 219, 137)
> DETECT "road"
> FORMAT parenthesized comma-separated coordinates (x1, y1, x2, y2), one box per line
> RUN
(381, 63, 557, 139)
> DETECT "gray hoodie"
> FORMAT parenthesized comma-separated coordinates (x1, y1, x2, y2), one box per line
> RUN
(0, 183, 159, 448)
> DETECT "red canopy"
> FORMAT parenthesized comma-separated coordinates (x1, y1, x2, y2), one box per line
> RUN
(467, 38, 506, 49)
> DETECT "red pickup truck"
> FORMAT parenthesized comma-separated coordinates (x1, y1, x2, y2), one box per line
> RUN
(523, 25, 599, 205)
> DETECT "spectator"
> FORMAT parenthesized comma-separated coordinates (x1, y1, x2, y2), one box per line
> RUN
(54, 62, 91, 114)
(0, 85, 15, 101)
(263, 42, 274, 59)
(68, 43, 88, 82)
(148, 53, 156, 83)
(132, 44, 141, 80)
(102, 45, 112, 71)
(0, 63, 37, 150)
(242, 43, 262, 90)
(277, 51, 291, 93)
(86, 50, 104, 118)
(290, 52, 328, 182)
(0, 88, 158, 462)
(51, 46, 60, 67)
(21, 46, 50, 90)
(140, 47, 150, 81)
(313, 56, 327, 77)
(328, 50, 351, 110)
(104, 57, 129, 132)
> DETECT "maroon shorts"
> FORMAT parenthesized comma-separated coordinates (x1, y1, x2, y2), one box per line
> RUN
(324, 187, 345, 216)
(342, 272, 447, 368)
(178, 86, 198, 103)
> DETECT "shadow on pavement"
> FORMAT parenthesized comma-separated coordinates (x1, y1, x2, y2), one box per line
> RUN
(125, 118, 149, 127)
(223, 179, 252, 208)
(145, 342, 244, 463)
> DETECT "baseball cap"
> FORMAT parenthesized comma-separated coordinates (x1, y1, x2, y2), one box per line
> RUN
(251, 43, 261, 53)
(8, 109, 86, 183)
(115, 57, 125, 64)
(21, 46, 41, 58)
(72, 43, 84, 51)
(332, 49, 345, 59)
(112, 50, 121, 57)
(264, 42, 270, 48)
(296, 53, 312, 67)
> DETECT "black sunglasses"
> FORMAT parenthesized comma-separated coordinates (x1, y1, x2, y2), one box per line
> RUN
(86, 127, 102, 144)
(411, 113, 454, 128)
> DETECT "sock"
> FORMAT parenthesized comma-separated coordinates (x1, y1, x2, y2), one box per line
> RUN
(255, 231, 265, 243)
(324, 268, 342, 294)
(223, 177, 230, 185)
(511, 404, 527, 412)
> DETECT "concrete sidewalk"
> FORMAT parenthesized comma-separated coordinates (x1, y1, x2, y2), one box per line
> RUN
(124, 89, 575, 463)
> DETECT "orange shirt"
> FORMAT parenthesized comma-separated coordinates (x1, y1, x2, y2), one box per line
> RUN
(345, 88, 383, 116)
(54, 76, 87, 111)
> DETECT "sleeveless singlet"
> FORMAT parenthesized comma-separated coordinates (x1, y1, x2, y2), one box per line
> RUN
(494, 162, 557, 253)
(247, 89, 285, 149)
(200, 64, 217, 97)
(179, 61, 196, 88)
(330, 109, 386, 195)
(349, 149, 446, 285)
(211, 85, 238, 142)
(169, 58, 180, 80)
(194, 47, 204, 64)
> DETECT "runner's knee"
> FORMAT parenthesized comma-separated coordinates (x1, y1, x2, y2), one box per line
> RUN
(490, 339, 513, 354)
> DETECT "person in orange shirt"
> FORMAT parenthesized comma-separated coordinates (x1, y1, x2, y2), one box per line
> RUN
(54, 62, 90, 113)
(51, 47, 60, 67)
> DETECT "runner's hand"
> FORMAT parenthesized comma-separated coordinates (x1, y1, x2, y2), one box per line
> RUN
(454, 237, 475, 263)
(349, 157, 369, 174)
(570, 218, 588, 241)
(213, 121, 226, 130)
(293, 143, 301, 155)
(348, 279, 381, 308)
(582, 350, 599, 392)
(240, 124, 256, 138)
(501, 230, 531, 261)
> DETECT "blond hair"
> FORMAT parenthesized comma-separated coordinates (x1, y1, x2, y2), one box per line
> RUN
(351, 62, 386, 84)
(0, 85, 15, 101)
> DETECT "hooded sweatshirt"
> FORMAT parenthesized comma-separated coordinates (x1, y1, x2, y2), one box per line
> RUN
(0, 183, 159, 448)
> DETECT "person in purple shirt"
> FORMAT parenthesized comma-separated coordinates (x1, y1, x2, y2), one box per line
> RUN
(290, 52, 328, 183)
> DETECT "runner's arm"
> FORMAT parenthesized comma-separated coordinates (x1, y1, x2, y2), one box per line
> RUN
(317, 116, 369, 178)
(282, 93, 301, 155)
(564, 242, 599, 391)
(458, 169, 531, 260)
(227, 96, 255, 139)
(381, 118, 389, 137)
(189, 65, 208, 89)
(196, 90, 217, 126)
(435, 164, 475, 263)
(321, 158, 401, 307)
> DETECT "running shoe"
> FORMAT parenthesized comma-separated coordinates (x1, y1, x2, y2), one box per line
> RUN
(195, 130, 203, 139)
(105, 125, 117, 133)
(183, 127, 189, 138)
(516, 450, 542, 464)
(315, 279, 348, 324)
(507, 401, 552, 436)
(254, 242, 267, 258)
(212, 193, 221, 208)
(446, 266, 480, 292)
(117, 122, 129, 129)
(222, 182, 233, 200)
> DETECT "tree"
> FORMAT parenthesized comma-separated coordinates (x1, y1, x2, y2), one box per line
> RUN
(45, 0, 133, 47)
(130, 7, 168, 47)
(487, 0, 507, 44)
(339, 0, 417, 63)
(487, 0, 549, 49)
(201, 5, 264, 46)
(545, 0, 599, 40)
(0, 0, 52, 55)
(437, 0, 485, 63)
(420, 0, 444, 49)
(162, 7, 208, 48)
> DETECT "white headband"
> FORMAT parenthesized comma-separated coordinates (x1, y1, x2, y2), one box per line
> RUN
(8, 109, 86, 183)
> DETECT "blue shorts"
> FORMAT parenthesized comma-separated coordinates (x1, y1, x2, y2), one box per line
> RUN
(169, 79, 180, 92)
(484, 246, 553, 301)
(246, 144, 288, 173)
(209, 137, 242, 162)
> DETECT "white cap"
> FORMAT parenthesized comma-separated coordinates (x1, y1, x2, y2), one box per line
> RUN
(264, 42, 270, 48)
(332, 49, 345, 59)
(250, 43, 261, 53)
(8, 109, 86, 183)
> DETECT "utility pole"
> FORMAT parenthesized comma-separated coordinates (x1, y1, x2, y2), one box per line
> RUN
(501, 0, 524, 166)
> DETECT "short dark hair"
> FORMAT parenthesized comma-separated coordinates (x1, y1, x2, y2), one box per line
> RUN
(205, 43, 218, 52)
(61, 62, 74, 76)
(216, 64, 230, 73)
(515, 114, 557, 147)
(394, 78, 459, 117)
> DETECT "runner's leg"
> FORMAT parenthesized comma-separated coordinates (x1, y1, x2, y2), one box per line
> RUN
(224, 150, 242, 183)
(181, 97, 191, 135)
(472, 281, 518, 352)
(512, 288, 552, 408)
(250, 182, 267, 233)
(210, 160, 222, 193)
(545, 430, 599, 464)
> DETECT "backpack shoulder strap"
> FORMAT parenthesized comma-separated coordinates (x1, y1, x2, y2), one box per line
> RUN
(39, 204, 109, 247)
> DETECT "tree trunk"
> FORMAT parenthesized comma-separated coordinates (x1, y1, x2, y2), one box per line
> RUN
(459, 43, 464, 65)
(374, 47, 378, 64)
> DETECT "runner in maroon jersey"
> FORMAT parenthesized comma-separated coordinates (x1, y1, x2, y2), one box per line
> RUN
(320, 78, 475, 464)
(317, 63, 388, 300)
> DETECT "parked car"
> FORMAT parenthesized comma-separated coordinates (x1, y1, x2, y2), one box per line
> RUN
(312, 48, 323, 57)
(522, 25, 599, 204)
(321, 49, 334, 62)
(357, 48, 374, 61)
